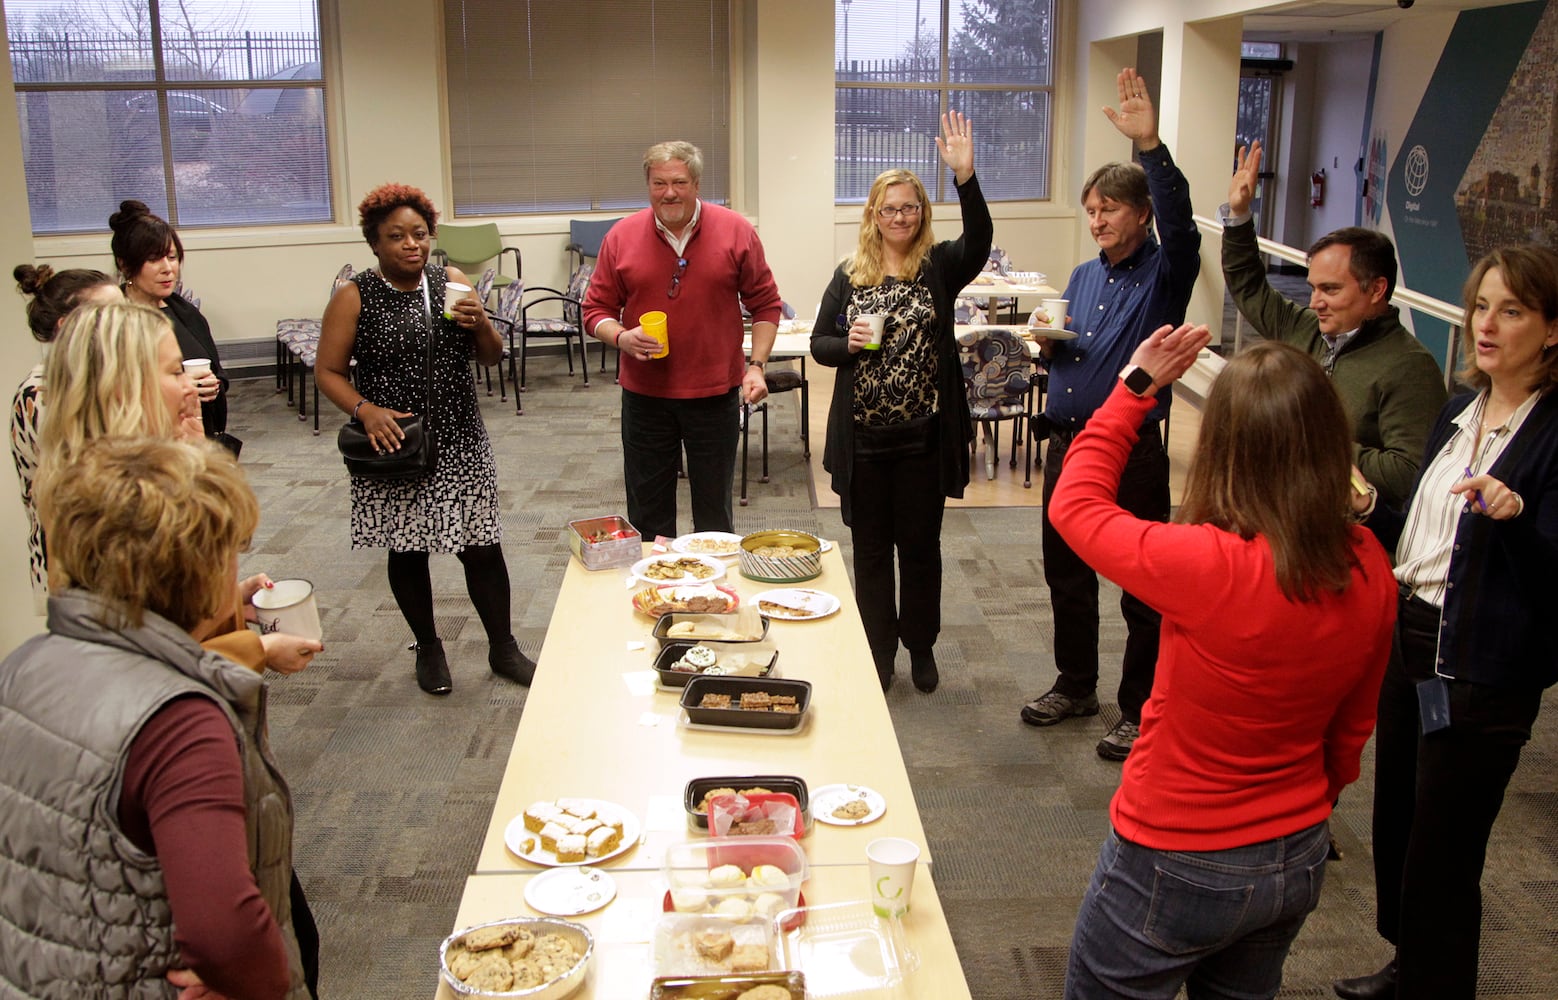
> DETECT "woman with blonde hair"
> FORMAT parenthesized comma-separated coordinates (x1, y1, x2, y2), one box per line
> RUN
(10, 263, 122, 610)
(1338, 244, 1558, 1000)
(0, 436, 308, 998)
(1052, 330, 1396, 999)
(810, 111, 989, 693)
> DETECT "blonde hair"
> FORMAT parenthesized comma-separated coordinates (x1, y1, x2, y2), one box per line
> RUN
(844, 170, 935, 286)
(643, 141, 703, 183)
(39, 302, 177, 466)
(37, 436, 257, 631)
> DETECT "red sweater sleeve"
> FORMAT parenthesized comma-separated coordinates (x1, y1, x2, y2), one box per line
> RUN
(119, 695, 290, 1000)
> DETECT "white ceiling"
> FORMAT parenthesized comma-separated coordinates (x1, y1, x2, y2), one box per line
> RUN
(1243, 0, 1516, 42)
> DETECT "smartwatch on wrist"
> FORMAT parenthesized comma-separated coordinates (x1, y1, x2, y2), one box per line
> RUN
(1119, 364, 1155, 397)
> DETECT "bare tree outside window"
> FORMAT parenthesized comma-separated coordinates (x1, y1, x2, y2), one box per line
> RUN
(8, 0, 329, 234)
(835, 0, 1053, 203)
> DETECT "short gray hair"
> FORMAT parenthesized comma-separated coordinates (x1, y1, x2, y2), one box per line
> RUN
(643, 141, 703, 183)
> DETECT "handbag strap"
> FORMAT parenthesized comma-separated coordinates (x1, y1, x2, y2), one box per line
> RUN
(418, 271, 437, 430)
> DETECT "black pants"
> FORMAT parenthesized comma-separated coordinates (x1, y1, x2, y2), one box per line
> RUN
(621, 387, 739, 540)
(290, 869, 320, 997)
(1371, 589, 1542, 999)
(848, 445, 945, 659)
(1040, 424, 1168, 723)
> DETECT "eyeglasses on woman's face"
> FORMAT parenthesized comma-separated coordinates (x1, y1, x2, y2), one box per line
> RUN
(876, 203, 923, 221)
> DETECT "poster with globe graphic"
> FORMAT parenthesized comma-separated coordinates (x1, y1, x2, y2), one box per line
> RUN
(1388, 0, 1547, 368)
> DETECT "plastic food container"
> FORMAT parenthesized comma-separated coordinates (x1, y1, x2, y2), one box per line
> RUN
(680, 676, 811, 731)
(438, 917, 592, 998)
(566, 515, 640, 571)
(649, 971, 808, 999)
(661, 836, 809, 919)
(738, 530, 822, 584)
(777, 901, 912, 997)
(684, 776, 810, 832)
(653, 912, 781, 978)
(651, 612, 771, 649)
(653, 641, 779, 688)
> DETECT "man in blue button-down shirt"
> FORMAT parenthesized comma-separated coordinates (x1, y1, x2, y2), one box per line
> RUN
(1019, 68, 1202, 761)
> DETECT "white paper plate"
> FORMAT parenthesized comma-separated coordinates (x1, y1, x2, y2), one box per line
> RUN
(504, 799, 642, 868)
(1025, 327, 1079, 341)
(631, 553, 727, 586)
(753, 588, 841, 621)
(812, 783, 887, 826)
(670, 531, 744, 559)
(524, 865, 618, 916)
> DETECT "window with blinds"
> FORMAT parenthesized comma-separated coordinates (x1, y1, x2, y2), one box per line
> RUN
(443, 0, 730, 217)
(7, 0, 329, 234)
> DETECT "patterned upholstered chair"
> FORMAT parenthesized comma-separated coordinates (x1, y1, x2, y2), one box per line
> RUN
(957, 325, 1034, 487)
(275, 263, 355, 433)
(515, 262, 593, 394)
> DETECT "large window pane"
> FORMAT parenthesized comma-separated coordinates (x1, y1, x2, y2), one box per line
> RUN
(8, 0, 330, 233)
(835, 0, 1054, 204)
(445, 0, 729, 217)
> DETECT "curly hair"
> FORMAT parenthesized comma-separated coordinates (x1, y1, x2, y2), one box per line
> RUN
(37, 436, 257, 631)
(108, 200, 183, 281)
(12, 264, 117, 342)
(358, 183, 439, 245)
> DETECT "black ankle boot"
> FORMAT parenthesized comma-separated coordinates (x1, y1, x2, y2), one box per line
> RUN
(909, 648, 939, 693)
(414, 639, 451, 695)
(489, 635, 535, 686)
(1333, 958, 1397, 1000)
(872, 648, 896, 692)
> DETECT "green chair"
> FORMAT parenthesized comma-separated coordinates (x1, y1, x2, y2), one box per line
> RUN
(433, 222, 520, 302)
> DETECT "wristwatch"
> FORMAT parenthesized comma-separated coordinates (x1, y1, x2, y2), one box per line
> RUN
(1119, 364, 1155, 397)
(748, 359, 766, 370)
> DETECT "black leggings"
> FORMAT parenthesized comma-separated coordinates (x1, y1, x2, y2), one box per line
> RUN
(385, 544, 512, 645)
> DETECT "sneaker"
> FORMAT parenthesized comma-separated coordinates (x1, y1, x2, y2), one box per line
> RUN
(1020, 688, 1100, 726)
(1096, 718, 1141, 760)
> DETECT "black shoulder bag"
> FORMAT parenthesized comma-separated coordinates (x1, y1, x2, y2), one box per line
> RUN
(336, 273, 439, 480)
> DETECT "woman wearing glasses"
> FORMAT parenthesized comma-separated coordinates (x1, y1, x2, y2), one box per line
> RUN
(811, 111, 990, 693)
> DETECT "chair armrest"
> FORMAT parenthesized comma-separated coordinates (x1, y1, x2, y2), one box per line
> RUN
(431, 249, 449, 266)
(522, 285, 568, 298)
(519, 294, 582, 319)
(499, 246, 522, 279)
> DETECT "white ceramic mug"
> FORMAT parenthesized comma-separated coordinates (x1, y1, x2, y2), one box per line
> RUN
(443, 282, 474, 319)
(251, 579, 323, 642)
(866, 836, 919, 917)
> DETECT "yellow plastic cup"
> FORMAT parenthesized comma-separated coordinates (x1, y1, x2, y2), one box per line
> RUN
(640, 311, 669, 359)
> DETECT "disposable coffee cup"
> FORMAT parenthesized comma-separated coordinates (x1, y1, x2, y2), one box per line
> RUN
(1040, 298, 1069, 331)
(860, 314, 887, 351)
(183, 358, 212, 380)
(251, 578, 323, 642)
(640, 311, 669, 359)
(443, 282, 474, 319)
(866, 836, 919, 917)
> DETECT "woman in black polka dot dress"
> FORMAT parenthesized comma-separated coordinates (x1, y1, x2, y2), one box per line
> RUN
(317, 183, 535, 695)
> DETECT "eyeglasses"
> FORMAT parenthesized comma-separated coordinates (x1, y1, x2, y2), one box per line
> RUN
(877, 204, 922, 221)
(668, 257, 688, 299)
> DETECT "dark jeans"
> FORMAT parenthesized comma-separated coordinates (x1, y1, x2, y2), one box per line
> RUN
(1371, 588, 1543, 999)
(848, 445, 946, 659)
(1066, 821, 1330, 999)
(621, 387, 739, 540)
(1041, 424, 1169, 722)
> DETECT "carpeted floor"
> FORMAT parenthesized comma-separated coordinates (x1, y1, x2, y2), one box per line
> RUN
(231, 354, 1557, 999)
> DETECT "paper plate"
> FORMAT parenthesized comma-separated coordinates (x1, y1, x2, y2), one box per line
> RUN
(524, 866, 618, 916)
(812, 784, 887, 826)
(504, 799, 642, 867)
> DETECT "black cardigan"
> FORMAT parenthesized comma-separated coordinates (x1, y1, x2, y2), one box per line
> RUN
(162, 292, 229, 435)
(811, 173, 993, 525)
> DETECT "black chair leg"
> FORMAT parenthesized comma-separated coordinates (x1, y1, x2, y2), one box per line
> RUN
(313, 377, 320, 435)
(298, 366, 308, 422)
(579, 335, 590, 387)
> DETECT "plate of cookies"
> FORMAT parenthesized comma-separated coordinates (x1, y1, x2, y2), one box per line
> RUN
(439, 916, 592, 998)
(811, 784, 887, 826)
(634, 584, 742, 618)
(671, 531, 745, 559)
(505, 798, 643, 868)
(631, 553, 727, 585)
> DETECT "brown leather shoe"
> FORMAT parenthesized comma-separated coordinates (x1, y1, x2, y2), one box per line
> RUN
(1333, 959, 1397, 1000)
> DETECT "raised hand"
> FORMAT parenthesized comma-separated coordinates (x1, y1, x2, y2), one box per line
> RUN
(1129, 323, 1212, 390)
(1101, 67, 1159, 151)
(936, 111, 974, 185)
(1229, 141, 1262, 217)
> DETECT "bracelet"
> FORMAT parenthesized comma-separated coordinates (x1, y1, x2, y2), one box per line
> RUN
(609, 327, 622, 348)
(1351, 483, 1378, 523)
(351, 399, 368, 421)
(1510, 491, 1525, 517)
(748, 359, 766, 370)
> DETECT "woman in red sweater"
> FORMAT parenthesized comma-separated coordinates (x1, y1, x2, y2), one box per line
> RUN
(1053, 328, 1397, 1000)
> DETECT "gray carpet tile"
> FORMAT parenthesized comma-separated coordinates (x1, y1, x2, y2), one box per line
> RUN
(214, 361, 1558, 999)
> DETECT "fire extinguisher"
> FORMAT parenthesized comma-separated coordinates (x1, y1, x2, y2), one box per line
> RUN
(1311, 168, 1326, 207)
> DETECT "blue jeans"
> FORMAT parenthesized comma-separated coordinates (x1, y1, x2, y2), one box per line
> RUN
(1066, 821, 1330, 1000)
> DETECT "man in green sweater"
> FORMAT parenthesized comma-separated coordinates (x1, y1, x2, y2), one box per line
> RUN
(1222, 141, 1446, 509)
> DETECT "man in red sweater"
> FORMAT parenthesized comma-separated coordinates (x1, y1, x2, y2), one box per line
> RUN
(584, 141, 784, 539)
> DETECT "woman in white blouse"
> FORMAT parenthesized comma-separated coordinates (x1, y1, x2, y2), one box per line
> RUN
(1339, 244, 1558, 1000)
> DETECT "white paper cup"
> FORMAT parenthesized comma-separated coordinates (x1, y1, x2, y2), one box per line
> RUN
(1040, 298, 1069, 331)
(867, 836, 919, 917)
(443, 281, 474, 319)
(183, 358, 212, 380)
(251, 578, 322, 642)
(859, 314, 887, 351)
